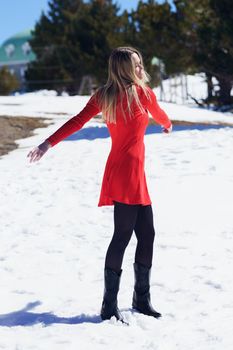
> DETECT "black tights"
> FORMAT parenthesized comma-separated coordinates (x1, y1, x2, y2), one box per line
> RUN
(104, 201, 155, 273)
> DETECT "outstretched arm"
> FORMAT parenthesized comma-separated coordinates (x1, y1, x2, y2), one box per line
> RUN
(144, 87, 172, 132)
(46, 94, 100, 147)
(27, 93, 100, 162)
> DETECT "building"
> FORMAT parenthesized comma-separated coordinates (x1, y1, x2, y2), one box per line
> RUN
(0, 29, 36, 91)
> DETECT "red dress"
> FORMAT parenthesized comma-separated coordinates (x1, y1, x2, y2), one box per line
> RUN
(46, 86, 172, 207)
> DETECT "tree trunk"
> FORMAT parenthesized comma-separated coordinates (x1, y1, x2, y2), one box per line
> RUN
(205, 72, 213, 101)
(217, 76, 232, 106)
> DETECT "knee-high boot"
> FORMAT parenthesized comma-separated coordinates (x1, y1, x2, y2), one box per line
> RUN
(100, 267, 124, 322)
(132, 262, 162, 318)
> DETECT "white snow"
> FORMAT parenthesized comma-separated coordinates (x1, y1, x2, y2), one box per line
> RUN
(154, 73, 233, 106)
(0, 89, 233, 349)
(0, 84, 233, 125)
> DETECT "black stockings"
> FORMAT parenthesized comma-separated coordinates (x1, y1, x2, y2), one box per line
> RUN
(104, 201, 155, 273)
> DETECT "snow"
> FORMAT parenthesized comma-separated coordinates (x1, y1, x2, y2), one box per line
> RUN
(0, 90, 233, 349)
(154, 73, 233, 106)
(0, 83, 233, 125)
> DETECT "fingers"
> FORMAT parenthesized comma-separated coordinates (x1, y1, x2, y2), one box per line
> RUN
(27, 147, 44, 163)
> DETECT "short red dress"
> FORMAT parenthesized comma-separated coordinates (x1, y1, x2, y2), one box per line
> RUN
(46, 85, 172, 207)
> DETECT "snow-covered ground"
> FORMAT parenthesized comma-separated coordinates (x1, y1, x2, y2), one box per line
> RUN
(0, 82, 233, 125)
(154, 73, 233, 106)
(0, 92, 233, 350)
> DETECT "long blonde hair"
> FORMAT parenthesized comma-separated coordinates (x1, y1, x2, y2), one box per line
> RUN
(97, 47, 150, 123)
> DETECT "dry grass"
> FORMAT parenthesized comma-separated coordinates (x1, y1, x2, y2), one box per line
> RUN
(0, 116, 52, 157)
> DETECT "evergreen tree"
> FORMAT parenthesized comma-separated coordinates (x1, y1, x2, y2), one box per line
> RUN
(207, 0, 233, 105)
(174, 0, 233, 106)
(26, 0, 125, 93)
(129, 0, 190, 85)
(26, 0, 85, 93)
(70, 0, 124, 85)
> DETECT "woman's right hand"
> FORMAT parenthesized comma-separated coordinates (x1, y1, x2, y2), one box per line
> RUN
(27, 140, 51, 163)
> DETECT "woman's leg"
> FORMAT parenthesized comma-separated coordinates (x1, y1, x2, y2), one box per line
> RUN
(101, 202, 139, 323)
(104, 201, 140, 273)
(132, 205, 161, 318)
(134, 205, 155, 268)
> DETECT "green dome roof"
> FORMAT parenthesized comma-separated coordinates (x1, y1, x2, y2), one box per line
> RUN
(2, 29, 33, 44)
(0, 29, 36, 65)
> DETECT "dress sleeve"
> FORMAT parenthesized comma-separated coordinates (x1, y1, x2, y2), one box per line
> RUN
(46, 93, 101, 147)
(143, 87, 172, 129)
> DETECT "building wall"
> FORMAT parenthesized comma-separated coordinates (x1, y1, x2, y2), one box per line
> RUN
(0, 30, 36, 91)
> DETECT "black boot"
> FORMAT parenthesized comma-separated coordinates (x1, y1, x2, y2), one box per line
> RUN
(100, 267, 124, 322)
(132, 262, 162, 318)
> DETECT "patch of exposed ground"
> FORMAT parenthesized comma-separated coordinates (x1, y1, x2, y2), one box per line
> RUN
(0, 116, 53, 157)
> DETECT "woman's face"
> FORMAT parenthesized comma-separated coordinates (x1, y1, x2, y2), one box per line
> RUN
(131, 52, 144, 80)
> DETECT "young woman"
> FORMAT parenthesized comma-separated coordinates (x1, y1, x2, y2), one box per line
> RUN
(27, 47, 172, 323)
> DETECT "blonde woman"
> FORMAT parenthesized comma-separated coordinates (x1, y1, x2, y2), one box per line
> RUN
(27, 47, 172, 323)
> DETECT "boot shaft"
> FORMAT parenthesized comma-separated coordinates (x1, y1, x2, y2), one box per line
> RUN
(101, 267, 123, 321)
(132, 262, 162, 318)
(103, 268, 122, 302)
(133, 262, 151, 295)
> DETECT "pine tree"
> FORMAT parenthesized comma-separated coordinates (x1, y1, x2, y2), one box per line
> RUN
(70, 0, 124, 85)
(26, 0, 85, 93)
(26, 0, 125, 93)
(207, 0, 233, 105)
(174, 0, 233, 106)
(125, 0, 196, 88)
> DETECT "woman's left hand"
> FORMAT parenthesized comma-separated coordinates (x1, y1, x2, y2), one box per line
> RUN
(162, 124, 172, 133)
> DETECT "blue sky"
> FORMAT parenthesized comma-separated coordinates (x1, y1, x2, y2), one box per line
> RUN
(0, 0, 172, 45)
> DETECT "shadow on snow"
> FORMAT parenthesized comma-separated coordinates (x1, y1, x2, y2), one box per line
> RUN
(64, 124, 230, 142)
(0, 301, 103, 327)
